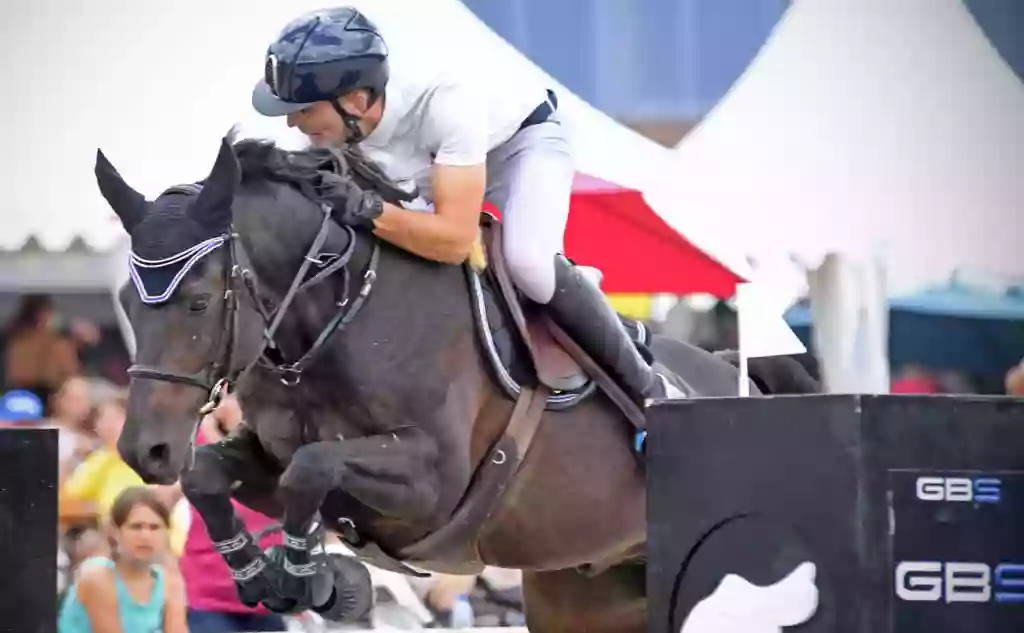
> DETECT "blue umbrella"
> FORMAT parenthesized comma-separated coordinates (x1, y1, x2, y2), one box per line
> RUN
(784, 282, 1024, 377)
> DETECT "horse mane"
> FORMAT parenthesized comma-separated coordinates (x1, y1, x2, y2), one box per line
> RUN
(129, 136, 415, 271)
(232, 138, 416, 206)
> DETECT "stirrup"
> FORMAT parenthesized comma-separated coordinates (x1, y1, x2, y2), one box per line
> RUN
(645, 374, 687, 406)
(661, 374, 688, 399)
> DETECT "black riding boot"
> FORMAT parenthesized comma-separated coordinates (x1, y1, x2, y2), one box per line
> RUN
(545, 255, 681, 406)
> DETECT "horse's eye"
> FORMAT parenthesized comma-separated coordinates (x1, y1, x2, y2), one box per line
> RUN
(189, 297, 210, 313)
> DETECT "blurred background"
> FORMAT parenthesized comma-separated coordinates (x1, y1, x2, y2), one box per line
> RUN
(2, 0, 1022, 630)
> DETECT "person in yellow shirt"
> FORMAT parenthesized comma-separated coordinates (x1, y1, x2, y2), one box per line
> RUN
(60, 395, 187, 556)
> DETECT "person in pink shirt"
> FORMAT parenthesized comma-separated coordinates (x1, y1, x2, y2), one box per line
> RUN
(182, 392, 287, 632)
(891, 364, 941, 394)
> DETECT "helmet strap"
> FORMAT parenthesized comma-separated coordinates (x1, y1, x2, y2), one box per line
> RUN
(366, 89, 383, 109)
(331, 99, 366, 143)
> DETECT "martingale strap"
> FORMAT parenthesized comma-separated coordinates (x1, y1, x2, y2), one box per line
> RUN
(129, 236, 226, 305)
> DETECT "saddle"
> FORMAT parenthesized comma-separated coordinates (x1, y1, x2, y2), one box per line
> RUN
(469, 212, 651, 430)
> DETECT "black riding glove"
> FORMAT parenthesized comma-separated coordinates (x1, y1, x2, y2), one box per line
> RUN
(316, 171, 385, 229)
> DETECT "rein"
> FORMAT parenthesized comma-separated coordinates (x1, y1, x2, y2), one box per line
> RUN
(126, 188, 380, 417)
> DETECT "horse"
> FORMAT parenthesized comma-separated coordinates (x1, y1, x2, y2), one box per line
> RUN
(97, 133, 819, 631)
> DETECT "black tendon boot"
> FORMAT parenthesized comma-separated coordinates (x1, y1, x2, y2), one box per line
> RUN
(545, 255, 686, 407)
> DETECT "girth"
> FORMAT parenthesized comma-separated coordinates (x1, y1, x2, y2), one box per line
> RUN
(341, 379, 550, 577)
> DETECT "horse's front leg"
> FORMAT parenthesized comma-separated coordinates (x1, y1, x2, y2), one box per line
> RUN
(275, 428, 440, 606)
(180, 426, 292, 612)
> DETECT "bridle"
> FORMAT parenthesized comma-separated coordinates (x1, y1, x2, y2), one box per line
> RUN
(126, 186, 380, 417)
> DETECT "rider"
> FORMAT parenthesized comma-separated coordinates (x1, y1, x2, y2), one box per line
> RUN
(251, 6, 685, 407)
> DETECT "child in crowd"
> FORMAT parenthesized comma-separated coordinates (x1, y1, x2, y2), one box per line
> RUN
(58, 486, 188, 632)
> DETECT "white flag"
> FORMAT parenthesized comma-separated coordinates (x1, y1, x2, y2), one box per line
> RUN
(736, 282, 807, 358)
(735, 282, 807, 396)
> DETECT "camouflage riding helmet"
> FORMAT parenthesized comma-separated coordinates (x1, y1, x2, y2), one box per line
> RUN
(251, 6, 389, 120)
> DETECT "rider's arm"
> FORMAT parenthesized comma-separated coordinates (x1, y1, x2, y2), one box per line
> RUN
(372, 80, 487, 265)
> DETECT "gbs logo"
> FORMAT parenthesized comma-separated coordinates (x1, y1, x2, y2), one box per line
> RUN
(915, 477, 1001, 503)
(895, 562, 1024, 603)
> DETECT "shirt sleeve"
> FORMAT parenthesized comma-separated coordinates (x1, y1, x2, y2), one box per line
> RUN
(421, 77, 489, 167)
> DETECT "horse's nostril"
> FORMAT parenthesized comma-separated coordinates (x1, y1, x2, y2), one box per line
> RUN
(147, 443, 170, 465)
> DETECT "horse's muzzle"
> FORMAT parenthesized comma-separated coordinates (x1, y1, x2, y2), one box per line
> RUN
(118, 434, 182, 485)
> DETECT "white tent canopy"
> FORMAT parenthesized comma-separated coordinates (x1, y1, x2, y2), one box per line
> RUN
(4, 0, 307, 253)
(3, 0, 751, 283)
(665, 0, 1023, 295)
(664, 0, 1024, 391)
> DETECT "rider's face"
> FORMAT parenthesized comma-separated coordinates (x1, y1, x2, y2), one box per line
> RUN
(285, 90, 383, 147)
(286, 101, 348, 148)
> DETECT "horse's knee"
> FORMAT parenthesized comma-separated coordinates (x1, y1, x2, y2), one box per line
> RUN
(278, 443, 337, 497)
(181, 446, 232, 499)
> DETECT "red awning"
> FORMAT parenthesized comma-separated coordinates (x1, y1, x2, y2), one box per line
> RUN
(562, 174, 743, 297)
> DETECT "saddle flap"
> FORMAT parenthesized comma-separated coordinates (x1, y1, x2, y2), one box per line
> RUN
(523, 305, 589, 392)
(479, 214, 587, 392)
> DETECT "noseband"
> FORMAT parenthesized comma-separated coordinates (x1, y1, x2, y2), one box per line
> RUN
(126, 184, 380, 415)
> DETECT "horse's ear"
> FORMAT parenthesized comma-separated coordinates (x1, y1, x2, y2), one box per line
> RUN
(95, 149, 148, 233)
(189, 136, 239, 234)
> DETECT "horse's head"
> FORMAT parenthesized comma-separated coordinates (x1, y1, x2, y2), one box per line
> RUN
(97, 137, 266, 483)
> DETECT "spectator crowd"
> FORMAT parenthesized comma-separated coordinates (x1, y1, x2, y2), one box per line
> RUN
(0, 293, 525, 632)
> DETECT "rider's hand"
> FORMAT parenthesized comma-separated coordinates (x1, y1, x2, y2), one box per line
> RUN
(318, 172, 384, 229)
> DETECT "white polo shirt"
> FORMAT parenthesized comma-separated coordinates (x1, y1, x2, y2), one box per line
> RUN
(357, 51, 550, 210)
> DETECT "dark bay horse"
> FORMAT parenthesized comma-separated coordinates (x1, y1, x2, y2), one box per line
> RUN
(97, 134, 817, 631)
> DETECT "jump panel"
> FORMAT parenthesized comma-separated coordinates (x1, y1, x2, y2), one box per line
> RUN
(0, 427, 58, 633)
(646, 394, 1024, 633)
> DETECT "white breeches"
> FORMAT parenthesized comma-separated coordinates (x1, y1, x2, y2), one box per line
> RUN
(484, 118, 574, 304)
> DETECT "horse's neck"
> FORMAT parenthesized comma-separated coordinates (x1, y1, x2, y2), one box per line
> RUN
(269, 237, 478, 397)
(239, 198, 480, 396)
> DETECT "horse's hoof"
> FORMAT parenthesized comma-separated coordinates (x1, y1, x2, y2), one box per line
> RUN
(312, 554, 374, 622)
(234, 566, 277, 609)
(261, 592, 301, 615)
(265, 543, 334, 611)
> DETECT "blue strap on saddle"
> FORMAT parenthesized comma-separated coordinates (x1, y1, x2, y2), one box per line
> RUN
(633, 430, 646, 455)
